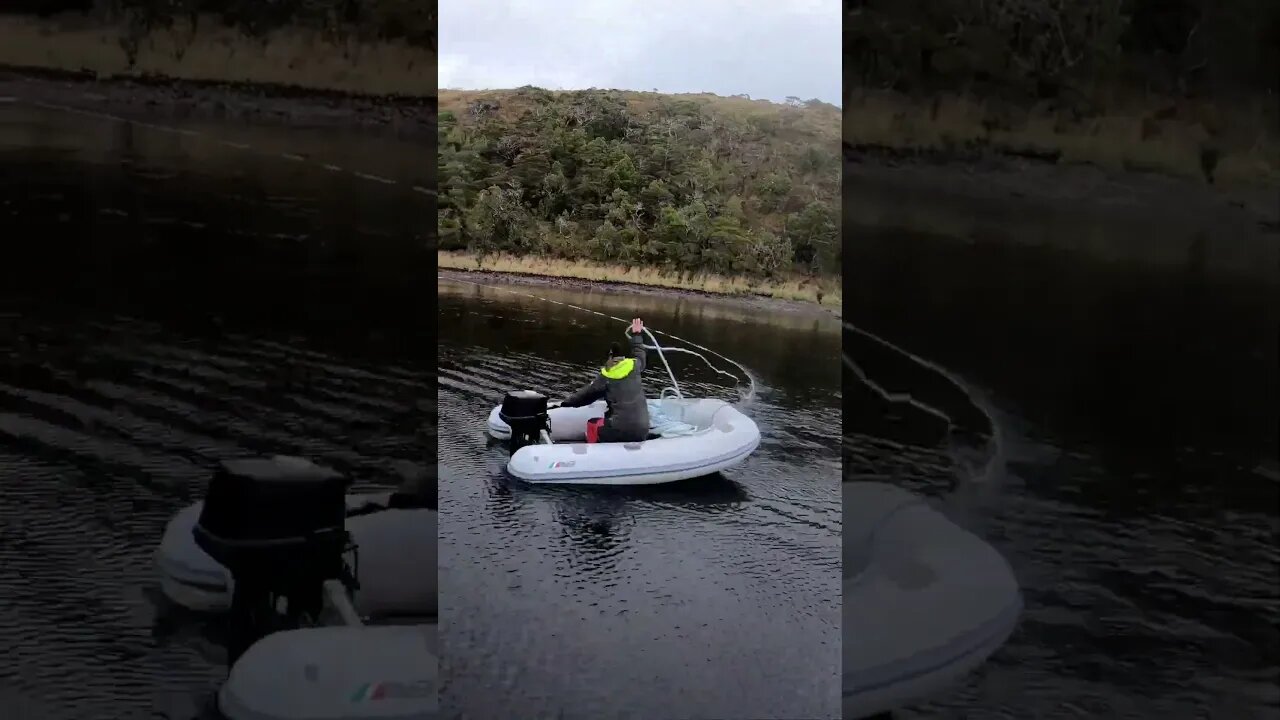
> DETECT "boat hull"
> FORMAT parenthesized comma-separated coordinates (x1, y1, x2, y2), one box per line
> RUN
(843, 483, 1022, 719)
(219, 624, 436, 720)
(487, 399, 761, 485)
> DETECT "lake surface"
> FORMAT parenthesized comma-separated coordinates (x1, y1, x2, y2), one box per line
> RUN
(437, 277, 842, 719)
(0, 101, 430, 719)
(844, 196, 1278, 719)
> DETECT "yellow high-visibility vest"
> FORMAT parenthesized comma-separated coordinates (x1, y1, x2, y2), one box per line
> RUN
(600, 357, 635, 380)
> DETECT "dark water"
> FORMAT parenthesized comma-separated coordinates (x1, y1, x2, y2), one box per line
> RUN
(844, 216, 1279, 718)
(437, 278, 842, 719)
(0, 103, 431, 719)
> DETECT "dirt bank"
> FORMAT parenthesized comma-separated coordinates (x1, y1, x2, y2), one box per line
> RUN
(0, 67, 434, 139)
(438, 268, 842, 325)
(844, 144, 1279, 230)
(439, 251, 840, 308)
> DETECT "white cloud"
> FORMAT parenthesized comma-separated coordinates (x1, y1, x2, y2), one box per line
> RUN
(439, 0, 841, 105)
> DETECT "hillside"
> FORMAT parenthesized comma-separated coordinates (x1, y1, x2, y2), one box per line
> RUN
(437, 87, 842, 280)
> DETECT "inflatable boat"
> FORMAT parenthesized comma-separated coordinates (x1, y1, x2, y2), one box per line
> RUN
(219, 622, 436, 720)
(168, 456, 435, 720)
(486, 392, 760, 485)
(156, 492, 436, 614)
(843, 483, 1021, 719)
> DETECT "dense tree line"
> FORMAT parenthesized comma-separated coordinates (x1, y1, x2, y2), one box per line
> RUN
(2, 0, 434, 49)
(438, 88, 841, 279)
(845, 0, 1279, 104)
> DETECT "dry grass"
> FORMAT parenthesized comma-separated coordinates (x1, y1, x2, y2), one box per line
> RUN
(844, 89, 1280, 187)
(0, 14, 434, 96)
(438, 251, 842, 308)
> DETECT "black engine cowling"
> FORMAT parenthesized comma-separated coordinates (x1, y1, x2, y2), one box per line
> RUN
(499, 390, 548, 453)
(193, 456, 355, 664)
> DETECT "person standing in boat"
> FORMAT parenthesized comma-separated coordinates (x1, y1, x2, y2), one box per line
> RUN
(558, 317, 651, 443)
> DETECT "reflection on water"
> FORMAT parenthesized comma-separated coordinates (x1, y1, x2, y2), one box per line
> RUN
(845, 211, 1278, 718)
(0, 98, 432, 191)
(0, 102, 430, 718)
(843, 167, 1279, 279)
(438, 278, 841, 720)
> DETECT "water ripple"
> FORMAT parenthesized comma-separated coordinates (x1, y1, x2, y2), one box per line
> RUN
(439, 278, 841, 720)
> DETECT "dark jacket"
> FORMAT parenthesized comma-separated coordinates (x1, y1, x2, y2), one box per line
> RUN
(562, 330, 650, 441)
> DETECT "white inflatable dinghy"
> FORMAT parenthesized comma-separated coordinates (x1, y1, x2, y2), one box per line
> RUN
(843, 483, 1021, 719)
(486, 396, 760, 485)
(156, 493, 437, 615)
(220, 623, 436, 720)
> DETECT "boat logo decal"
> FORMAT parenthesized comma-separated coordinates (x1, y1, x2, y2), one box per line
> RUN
(350, 680, 434, 702)
(548, 460, 576, 469)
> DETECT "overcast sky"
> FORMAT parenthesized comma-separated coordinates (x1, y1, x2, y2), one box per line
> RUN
(438, 0, 841, 106)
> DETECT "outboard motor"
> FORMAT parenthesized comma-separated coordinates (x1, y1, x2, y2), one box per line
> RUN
(193, 456, 358, 665)
(499, 390, 549, 453)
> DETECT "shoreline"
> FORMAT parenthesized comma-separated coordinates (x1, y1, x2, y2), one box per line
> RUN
(0, 14, 434, 95)
(843, 147, 1279, 279)
(841, 91, 1278, 269)
(0, 67, 434, 139)
(842, 89, 1279, 189)
(844, 147, 1279, 235)
(844, 143, 1279, 227)
(437, 264, 842, 323)
(0, 12, 434, 138)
